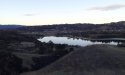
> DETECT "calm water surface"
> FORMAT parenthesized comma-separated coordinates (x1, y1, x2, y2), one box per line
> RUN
(38, 36, 123, 46)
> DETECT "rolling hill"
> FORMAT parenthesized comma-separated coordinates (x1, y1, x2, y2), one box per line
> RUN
(21, 45, 125, 75)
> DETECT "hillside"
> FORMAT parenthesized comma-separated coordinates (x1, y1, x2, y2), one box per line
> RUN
(21, 45, 125, 75)
(17, 21, 125, 37)
(0, 30, 74, 75)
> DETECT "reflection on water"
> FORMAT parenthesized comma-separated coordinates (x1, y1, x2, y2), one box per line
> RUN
(38, 36, 125, 46)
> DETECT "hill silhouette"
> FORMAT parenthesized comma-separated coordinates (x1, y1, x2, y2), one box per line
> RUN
(0, 25, 23, 30)
(19, 21, 125, 32)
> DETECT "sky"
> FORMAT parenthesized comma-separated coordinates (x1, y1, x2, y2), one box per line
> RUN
(0, 0, 125, 25)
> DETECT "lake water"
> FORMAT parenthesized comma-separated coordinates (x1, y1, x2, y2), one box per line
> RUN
(38, 36, 124, 47)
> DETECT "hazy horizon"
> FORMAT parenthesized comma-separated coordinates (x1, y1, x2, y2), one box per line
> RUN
(0, 0, 125, 25)
(0, 20, 125, 26)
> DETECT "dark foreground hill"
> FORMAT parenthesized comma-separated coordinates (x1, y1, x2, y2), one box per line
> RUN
(21, 45, 125, 75)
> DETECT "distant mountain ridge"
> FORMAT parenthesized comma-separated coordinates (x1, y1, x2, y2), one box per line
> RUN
(0, 25, 24, 30)
(0, 21, 125, 31)
(18, 21, 125, 32)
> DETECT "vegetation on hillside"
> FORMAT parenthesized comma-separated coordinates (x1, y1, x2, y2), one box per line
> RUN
(0, 30, 74, 75)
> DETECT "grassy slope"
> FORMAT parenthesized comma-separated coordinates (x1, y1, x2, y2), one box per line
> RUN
(21, 44, 125, 75)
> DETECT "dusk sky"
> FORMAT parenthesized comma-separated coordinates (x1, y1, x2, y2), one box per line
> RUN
(0, 0, 125, 25)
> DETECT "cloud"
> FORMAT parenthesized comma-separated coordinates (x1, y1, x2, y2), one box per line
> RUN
(24, 14, 37, 16)
(87, 4, 125, 11)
